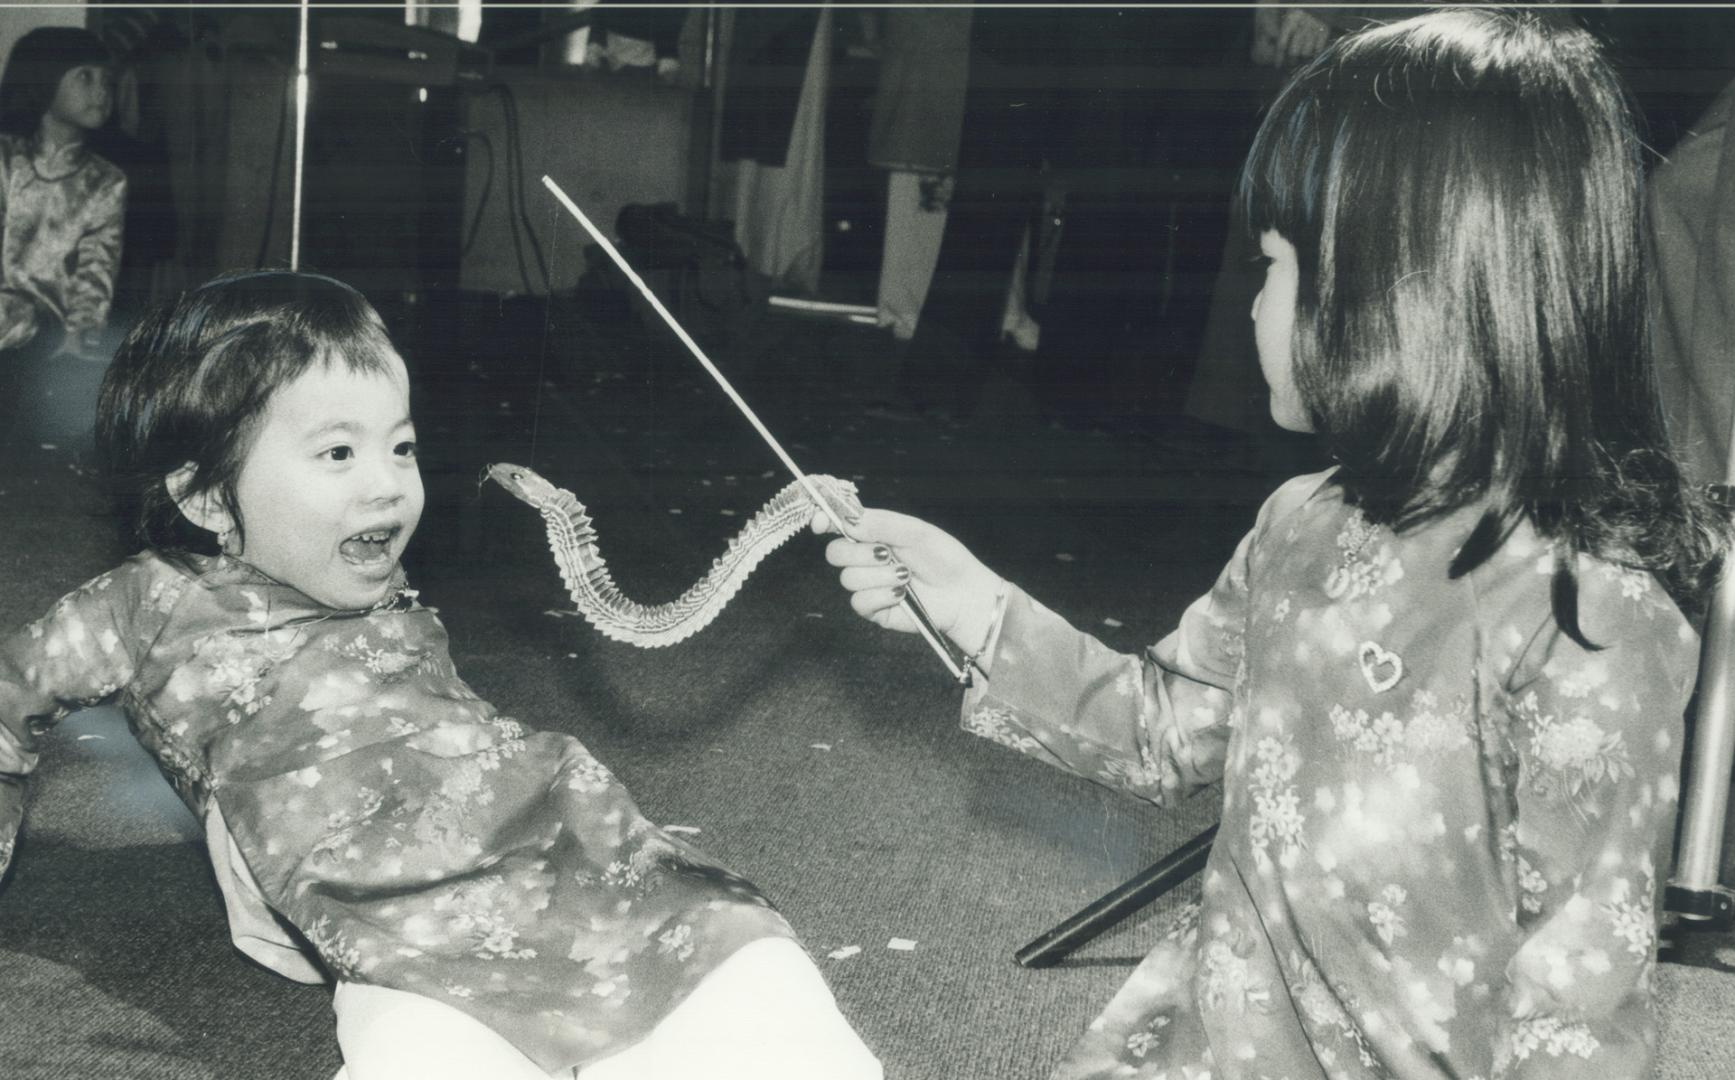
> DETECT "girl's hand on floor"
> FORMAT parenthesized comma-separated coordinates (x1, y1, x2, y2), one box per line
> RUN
(813, 508, 1004, 652)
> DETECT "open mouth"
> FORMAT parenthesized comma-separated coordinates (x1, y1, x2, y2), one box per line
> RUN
(339, 526, 399, 567)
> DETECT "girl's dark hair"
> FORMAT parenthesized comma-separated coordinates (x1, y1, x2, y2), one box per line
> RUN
(1240, 7, 1726, 639)
(95, 271, 404, 555)
(0, 26, 110, 138)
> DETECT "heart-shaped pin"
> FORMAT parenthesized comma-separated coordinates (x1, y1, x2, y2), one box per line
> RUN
(1358, 641, 1403, 694)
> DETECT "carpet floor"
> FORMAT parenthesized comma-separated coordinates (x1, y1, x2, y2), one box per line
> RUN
(2, 303, 1732, 1078)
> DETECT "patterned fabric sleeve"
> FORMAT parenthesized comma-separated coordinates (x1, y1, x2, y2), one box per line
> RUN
(1492, 567, 1695, 1078)
(62, 168, 126, 355)
(958, 472, 1329, 806)
(0, 558, 156, 884)
(0, 144, 34, 353)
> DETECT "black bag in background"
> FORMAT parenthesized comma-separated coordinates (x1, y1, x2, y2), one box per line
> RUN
(579, 202, 769, 355)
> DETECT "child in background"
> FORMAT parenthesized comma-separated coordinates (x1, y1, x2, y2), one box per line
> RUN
(0, 26, 126, 453)
(0, 26, 124, 355)
(0, 271, 881, 1080)
(822, 10, 1721, 1079)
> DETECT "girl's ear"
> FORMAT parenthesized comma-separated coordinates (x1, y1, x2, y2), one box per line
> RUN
(165, 463, 234, 537)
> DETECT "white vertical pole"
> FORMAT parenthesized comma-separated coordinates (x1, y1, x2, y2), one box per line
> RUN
(1662, 84, 1735, 924)
(1672, 499, 1735, 909)
(289, 0, 311, 271)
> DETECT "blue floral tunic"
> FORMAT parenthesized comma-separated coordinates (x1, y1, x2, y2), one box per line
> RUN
(0, 133, 125, 355)
(0, 551, 795, 1072)
(965, 472, 1696, 1079)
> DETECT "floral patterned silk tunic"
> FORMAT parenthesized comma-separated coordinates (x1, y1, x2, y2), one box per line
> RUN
(0, 132, 125, 355)
(0, 552, 795, 1072)
(965, 472, 1695, 1080)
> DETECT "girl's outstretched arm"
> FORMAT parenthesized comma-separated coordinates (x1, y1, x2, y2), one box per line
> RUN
(0, 556, 161, 885)
(1492, 573, 1697, 1078)
(944, 533, 1258, 808)
(823, 474, 1328, 807)
(948, 475, 1330, 805)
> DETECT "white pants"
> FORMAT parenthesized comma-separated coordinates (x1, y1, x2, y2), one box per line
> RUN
(876, 170, 951, 342)
(330, 937, 882, 1080)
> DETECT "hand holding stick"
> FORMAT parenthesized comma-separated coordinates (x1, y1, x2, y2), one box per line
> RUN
(815, 507, 1004, 672)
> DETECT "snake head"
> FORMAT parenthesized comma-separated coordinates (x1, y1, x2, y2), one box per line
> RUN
(485, 463, 561, 506)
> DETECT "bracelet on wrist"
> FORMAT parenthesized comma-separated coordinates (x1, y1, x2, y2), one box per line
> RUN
(957, 580, 1007, 683)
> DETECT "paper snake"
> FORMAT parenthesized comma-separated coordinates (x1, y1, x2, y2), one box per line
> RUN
(486, 463, 862, 647)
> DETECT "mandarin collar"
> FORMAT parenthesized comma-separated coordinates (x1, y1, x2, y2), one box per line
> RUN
(32, 137, 88, 176)
(181, 551, 417, 616)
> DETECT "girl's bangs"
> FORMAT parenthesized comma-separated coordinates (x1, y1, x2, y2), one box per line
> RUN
(1239, 77, 1328, 244)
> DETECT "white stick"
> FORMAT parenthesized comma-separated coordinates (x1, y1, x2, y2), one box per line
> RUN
(290, 0, 311, 270)
(540, 176, 968, 682)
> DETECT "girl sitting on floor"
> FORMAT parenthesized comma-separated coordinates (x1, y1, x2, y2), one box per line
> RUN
(0, 270, 881, 1080)
(0, 26, 126, 456)
(821, 9, 1723, 1078)
(0, 25, 125, 358)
